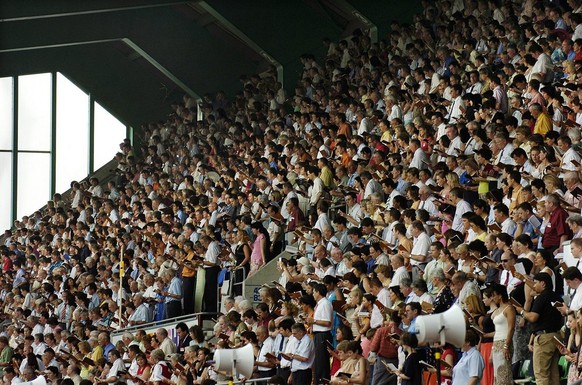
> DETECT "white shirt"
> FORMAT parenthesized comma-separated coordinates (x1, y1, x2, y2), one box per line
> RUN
(410, 148, 429, 170)
(410, 232, 431, 265)
(499, 270, 521, 293)
(418, 198, 439, 218)
(569, 286, 582, 311)
(314, 212, 331, 233)
(448, 96, 464, 123)
(364, 179, 382, 200)
(313, 297, 333, 332)
(529, 53, 553, 83)
(447, 136, 463, 156)
(310, 177, 324, 205)
(391, 266, 409, 287)
(257, 337, 275, 371)
(281, 335, 297, 369)
(108, 358, 126, 379)
(501, 217, 517, 236)
(561, 148, 581, 174)
(291, 334, 314, 372)
(453, 200, 472, 232)
(495, 143, 516, 166)
(204, 241, 221, 265)
(347, 204, 364, 228)
(388, 104, 403, 121)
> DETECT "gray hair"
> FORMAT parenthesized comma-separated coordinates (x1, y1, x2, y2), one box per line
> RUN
(433, 268, 446, 282)
(567, 214, 582, 226)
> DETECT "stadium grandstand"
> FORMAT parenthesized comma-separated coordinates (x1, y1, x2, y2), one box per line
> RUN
(3, 1, 582, 385)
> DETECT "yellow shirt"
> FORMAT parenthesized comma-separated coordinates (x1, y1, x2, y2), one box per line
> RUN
(534, 113, 551, 135)
(320, 166, 335, 189)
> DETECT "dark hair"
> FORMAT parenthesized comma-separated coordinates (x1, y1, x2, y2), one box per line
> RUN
(490, 283, 509, 301)
(563, 267, 582, 281)
(465, 329, 480, 346)
(533, 272, 553, 289)
(401, 332, 418, 349)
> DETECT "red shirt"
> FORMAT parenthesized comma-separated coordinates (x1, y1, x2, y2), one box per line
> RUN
(2, 258, 12, 273)
(369, 323, 401, 359)
(542, 207, 571, 249)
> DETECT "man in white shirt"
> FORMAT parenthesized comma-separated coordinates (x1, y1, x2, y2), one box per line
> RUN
(493, 132, 516, 166)
(418, 186, 439, 219)
(255, 326, 276, 378)
(385, 96, 403, 122)
(451, 188, 473, 232)
(404, 221, 432, 265)
(558, 136, 581, 176)
(559, 266, 582, 314)
(528, 43, 553, 83)
(445, 125, 463, 156)
(201, 235, 221, 314)
(156, 328, 177, 356)
(494, 204, 517, 236)
(306, 283, 333, 385)
(390, 254, 410, 288)
(447, 84, 465, 123)
(306, 166, 324, 208)
(289, 323, 315, 385)
(361, 171, 383, 200)
(370, 278, 392, 328)
(409, 138, 429, 170)
(275, 319, 295, 382)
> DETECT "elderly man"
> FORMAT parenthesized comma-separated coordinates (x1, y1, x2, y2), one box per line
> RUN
(128, 294, 151, 326)
(156, 328, 176, 356)
(563, 172, 582, 209)
(162, 269, 182, 318)
(542, 194, 573, 253)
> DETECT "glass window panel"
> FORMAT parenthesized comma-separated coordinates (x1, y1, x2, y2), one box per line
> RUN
(56, 73, 89, 193)
(0, 77, 13, 150)
(0, 153, 12, 232)
(16, 153, 50, 220)
(94, 102, 126, 169)
(18, 73, 51, 151)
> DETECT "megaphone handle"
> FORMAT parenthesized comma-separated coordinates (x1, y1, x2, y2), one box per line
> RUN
(435, 354, 442, 385)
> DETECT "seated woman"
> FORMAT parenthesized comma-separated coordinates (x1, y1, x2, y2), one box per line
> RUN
(329, 341, 357, 385)
(392, 333, 422, 385)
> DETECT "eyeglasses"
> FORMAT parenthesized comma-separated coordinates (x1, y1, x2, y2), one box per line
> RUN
(501, 260, 509, 263)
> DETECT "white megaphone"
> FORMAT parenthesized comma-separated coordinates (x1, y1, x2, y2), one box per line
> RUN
(415, 304, 466, 348)
(214, 343, 254, 379)
(20, 376, 47, 385)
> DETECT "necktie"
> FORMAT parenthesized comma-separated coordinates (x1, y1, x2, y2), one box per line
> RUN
(278, 337, 285, 360)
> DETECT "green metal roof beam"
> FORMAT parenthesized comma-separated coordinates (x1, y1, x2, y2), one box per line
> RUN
(193, 1, 283, 86)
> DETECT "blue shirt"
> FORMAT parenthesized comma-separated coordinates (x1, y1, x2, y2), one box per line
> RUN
(452, 347, 484, 385)
(165, 276, 182, 303)
(103, 342, 115, 361)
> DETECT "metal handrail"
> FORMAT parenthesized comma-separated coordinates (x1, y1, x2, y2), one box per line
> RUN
(111, 311, 219, 337)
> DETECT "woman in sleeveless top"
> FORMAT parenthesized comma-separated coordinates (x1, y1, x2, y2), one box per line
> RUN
(563, 310, 582, 385)
(480, 288, 496, 385)
(490, 283, 516, 385)
(232, 230, 251, 297)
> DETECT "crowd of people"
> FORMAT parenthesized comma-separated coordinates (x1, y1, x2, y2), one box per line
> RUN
(4, 0, 582, 385)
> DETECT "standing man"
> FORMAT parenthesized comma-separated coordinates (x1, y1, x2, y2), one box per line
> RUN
(542, 194, 572, 254)
(369, 320, 401, 385)
(306, 283, 332, 385)
(199, 235, 221, 314)
(288, 323, 314, 385)
(451, 330, 484, 385)
(181, 240, 197, 315)
(514, 273, 563, 385)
